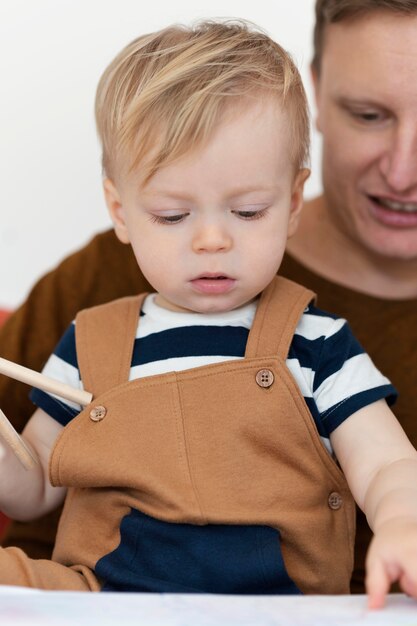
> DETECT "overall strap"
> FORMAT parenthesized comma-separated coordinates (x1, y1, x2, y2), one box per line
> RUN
(245, 276, 315, 360)
(75, 294, 147, 399)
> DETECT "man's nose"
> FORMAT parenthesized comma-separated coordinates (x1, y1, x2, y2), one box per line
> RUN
(379, 126, 417, 193)
(192, 220, 232, 253)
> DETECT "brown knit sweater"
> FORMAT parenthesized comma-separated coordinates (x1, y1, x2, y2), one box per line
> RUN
(1, 229, 416, 593)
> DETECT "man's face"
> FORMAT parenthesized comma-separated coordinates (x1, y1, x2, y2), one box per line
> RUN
(314, 12, 417, 261)
(105, 98, 308, 313)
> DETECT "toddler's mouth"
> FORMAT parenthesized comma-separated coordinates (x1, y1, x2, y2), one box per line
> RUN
(190, 274, 236, 294)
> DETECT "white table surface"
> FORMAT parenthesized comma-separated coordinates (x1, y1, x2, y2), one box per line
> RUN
(0, 588, 415, 626)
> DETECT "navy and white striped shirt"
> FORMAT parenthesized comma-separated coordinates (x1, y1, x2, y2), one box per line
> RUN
(31, 295, 396, 454)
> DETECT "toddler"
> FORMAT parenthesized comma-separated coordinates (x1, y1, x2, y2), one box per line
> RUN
(0, 20, 416, 608)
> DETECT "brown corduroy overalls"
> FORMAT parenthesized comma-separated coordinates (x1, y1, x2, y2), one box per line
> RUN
(0, 277, 355, 592)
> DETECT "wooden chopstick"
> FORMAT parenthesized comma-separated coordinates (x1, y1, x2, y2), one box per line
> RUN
(0, 409, 38, 469)
(0, 357, 92, 406)
(0, 356, 93, 470)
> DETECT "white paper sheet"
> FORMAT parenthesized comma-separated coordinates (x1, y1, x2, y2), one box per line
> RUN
(0, 588, 416, 626)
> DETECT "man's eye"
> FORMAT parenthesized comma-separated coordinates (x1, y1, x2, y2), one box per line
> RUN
(150, 213, 188, 224)
(352, 110, 384, 123)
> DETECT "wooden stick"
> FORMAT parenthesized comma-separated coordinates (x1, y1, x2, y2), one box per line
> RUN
(0, 409, 38, 470)
(0, 357, 93, 469)
(0, 357, 93, 406)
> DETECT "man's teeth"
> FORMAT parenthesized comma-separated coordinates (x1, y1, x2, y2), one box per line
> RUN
(378, 198, 417, 213)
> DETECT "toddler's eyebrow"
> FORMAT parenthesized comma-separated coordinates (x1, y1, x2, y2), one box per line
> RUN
(144, 189, 194, 201)
(227, 184, 280, 199)
(145, 184, 279, 201)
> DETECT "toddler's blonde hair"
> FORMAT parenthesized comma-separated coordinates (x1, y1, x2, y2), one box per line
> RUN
(95, 19, 310, 183)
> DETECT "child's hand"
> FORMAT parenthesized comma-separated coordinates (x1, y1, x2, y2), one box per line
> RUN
(366, 517, 417, 609)
(0, 408, 65, 520)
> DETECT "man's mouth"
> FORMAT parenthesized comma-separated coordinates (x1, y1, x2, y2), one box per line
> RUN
(367, 195, 417, 228)
(371, 196, 417, 213)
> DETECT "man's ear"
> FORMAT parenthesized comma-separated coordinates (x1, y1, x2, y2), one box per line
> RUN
(310, 63, 322, 133)
(103, 178, 130, 244)
(287, 168, 310, 238)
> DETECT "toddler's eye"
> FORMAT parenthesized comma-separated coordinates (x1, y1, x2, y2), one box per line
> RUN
(150, 213, 188, 224)
(232, 208, 268, 220)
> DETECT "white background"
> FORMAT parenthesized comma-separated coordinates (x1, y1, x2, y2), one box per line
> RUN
(0, 0, 320, 308)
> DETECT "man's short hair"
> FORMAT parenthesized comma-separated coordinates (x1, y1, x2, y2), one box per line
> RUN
(95, 19, 310, 184)
(313, 0, 417, 74)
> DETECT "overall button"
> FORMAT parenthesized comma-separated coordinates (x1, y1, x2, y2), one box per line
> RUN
(328, 491, 343, 510)
(255, 369, 274, 388)
(89, 405, 107, 422)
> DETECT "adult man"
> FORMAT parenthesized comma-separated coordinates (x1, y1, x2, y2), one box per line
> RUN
(286, 0, 417, 592)
(0, 0, 416, 593)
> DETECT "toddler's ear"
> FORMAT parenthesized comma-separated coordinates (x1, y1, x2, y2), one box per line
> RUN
(287, 168, 310, 238)
(103, 179, 130, 244)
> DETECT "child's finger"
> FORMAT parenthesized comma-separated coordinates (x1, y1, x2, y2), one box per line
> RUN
(366, 558, 391, 609)
(400, 571, 417, 599)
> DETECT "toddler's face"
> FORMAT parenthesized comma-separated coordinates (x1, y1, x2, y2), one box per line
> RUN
(106, 98, 308, 313)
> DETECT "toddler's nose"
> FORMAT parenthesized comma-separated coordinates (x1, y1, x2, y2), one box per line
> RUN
(192, 222, 232, 253)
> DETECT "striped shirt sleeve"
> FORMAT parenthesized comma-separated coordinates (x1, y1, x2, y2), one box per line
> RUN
(30, 322, 83, 426)
(303, 306, 397, 435)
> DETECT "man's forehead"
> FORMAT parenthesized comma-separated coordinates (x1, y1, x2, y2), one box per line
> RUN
(320, 12, 417, 96)
(321, 10, 417, 60)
